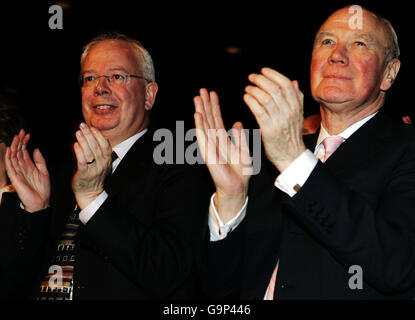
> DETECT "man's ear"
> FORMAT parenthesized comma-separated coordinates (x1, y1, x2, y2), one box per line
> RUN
(144, 81, 158, 111)
(380, 58, 401, 91)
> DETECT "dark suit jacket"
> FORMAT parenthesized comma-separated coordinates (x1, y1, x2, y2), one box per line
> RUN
(0, 192, 50, 299)
(201, 110, 415, 299)
(1, 128, 211, 300)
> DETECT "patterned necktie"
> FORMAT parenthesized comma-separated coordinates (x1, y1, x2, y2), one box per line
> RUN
(322, 136, 345, 162)
(38, 207, 80, 300)
(38, 151, 118, 300)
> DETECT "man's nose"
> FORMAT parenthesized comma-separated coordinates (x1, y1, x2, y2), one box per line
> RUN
(328, 45, 349, 66)
(94, 77, 112, 96)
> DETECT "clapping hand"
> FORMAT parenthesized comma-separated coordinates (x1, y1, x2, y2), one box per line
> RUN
(244, 68, 306, 172)
(4, 129, 50, 212)
(72, 123, 112, 210)
(194, 89, 252, 224)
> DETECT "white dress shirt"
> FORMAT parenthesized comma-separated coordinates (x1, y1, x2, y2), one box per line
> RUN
(78, 129, 148, 224)
(208, 112, 377, 241)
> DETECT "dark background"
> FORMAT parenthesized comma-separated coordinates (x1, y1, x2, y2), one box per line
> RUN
(0, 0, 412, 166)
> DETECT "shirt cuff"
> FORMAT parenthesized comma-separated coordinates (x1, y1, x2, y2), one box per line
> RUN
(274, 149, 318, 197)
(78, 191, 108, 225)
(208, 193, 248, 242)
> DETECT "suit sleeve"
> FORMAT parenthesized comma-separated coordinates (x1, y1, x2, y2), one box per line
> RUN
(284, 141, 415, 294)
(0, 193, 50, 299)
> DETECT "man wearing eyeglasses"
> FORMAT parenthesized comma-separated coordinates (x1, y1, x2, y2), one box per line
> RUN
(4, 33, 209, 300)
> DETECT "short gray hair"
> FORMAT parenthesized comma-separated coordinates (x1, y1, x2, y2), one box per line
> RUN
(80, 32, 155, 81)
(375, 14, 400, 64)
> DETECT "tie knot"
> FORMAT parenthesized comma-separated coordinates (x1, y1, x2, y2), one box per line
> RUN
(111, 151, 118, 162)
(322, 136, 345, 162)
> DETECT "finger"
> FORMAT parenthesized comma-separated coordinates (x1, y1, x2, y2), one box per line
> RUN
(209, 91, 226, 129)
(245, 85, 273, 108)
(193, 93, 204, 115)
(90, 126, 112, 157)
(246, 82, 283, 117)
(213, 127, 232, 166)
(248, 73, 285, 107)
(16, 129, 26, 151)
(10, 147, 22, 174)
(74, 142, 88, 169)
(4, 147, 17, 178)
(231, 122, 252, 167)
(194, 96, 209, 134)
(231, 122, 243, 164)
(231, 122, 243, 148)
(232, 122, 250, 153)
(291, 80, 304, 102)
(18, 129, 26, 141)
(195, 112, 221, 165)
(76, 128, 96, 164)
(194, 113, 208, 160)
(17, 149, 28, 171)
(21, 133, 30, 151)
(243, 93, 270, 126)
(244, 86, 273, 117)
(79, 123, 102, 158)
(261, 68, 302, 106)
(20, 147, 36, 173)
(10, 135, 19, 156)
(199, 89, 216, 130)
(33, 149, 49, 176)
(292, 80, 299, 91)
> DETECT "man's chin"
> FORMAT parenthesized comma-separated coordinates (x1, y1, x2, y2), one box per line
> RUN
(318, 97, 351, 105)
(88, 119, 119, 132)
(314, 86, 353, 103)
(315, 92, 352, 105)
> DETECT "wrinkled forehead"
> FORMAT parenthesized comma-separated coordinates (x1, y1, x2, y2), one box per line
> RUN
(317, 7, 388, 45)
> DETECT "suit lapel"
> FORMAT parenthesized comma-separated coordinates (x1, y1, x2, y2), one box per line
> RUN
(105, 129, 154, 198)
(322, 111, 394, 177)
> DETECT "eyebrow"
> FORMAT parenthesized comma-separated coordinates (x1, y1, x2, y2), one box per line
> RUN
(82, 67, 130, 74)
(314, 31, 377, 45)
(314, 31, 334, 43)
(354, 33, 376, 44)
(315, 31, 334, 39)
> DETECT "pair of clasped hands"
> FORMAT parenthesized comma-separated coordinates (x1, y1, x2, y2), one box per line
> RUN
(5, 68, 306, 221)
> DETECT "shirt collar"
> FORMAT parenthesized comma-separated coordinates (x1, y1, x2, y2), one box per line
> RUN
(112, 128, 148, 161)
(315, 112, 378, 149)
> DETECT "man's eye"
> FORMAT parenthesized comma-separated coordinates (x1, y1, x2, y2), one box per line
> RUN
(355, 41, 366, 47)
(112, 74, 125, 81)
(85, 76, 96, 82)
(322, 39, 334, 45)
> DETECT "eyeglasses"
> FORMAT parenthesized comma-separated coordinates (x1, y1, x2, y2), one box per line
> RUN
(79, 73, 151, 87)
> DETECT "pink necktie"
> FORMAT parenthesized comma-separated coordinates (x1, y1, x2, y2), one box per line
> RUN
(265, 261, 279, 300)
(264, 137, 345, 300)
(322, 136, 345, 162)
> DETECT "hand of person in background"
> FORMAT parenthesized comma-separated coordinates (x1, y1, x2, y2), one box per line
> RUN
(194, 89, 252, 224)
(4, 129, 50, 212)
(72, 123, 112, 210)
(244, 67, 306, 172)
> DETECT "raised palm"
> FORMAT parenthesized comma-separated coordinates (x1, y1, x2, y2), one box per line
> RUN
(194, 89, 252, 221)
(4, 129, 50, 212)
